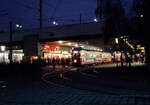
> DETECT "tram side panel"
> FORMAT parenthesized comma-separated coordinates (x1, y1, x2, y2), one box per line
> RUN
(72, 49, 112, 66)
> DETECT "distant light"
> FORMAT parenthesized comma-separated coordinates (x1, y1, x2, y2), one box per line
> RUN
(94, 18, 98, 22)
(16, 24, 22, 29)
(75, 44, 78, 47)
(19, 25, 22, 28)
(16, 24, 20, 28)
(1, 46, 6, 51)
(53, 21, 59, 25)
(68, 43, 71, 46)
(53, 21, 56, 25)
(81, 46, 84, 48)
(115, 38, 119, 44)
(58, 41, 63, 44)
(140, 14, 143, 18)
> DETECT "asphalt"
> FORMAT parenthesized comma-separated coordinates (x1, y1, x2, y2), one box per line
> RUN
(0, 63, 150, 105)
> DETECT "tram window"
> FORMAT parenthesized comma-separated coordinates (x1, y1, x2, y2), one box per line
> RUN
(96, 55, 100, 57)
(86, 53, 93, 57)
(81, 52, 85, 56)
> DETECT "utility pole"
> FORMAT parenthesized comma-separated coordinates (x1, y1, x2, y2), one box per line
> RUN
(40, 0, 42, 28)
(9, 21, 13, 64)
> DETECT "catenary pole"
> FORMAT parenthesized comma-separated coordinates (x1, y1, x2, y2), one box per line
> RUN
(9, 21, 13, 64)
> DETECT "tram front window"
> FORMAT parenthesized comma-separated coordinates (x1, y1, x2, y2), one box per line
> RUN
(73, 51, 80, 57)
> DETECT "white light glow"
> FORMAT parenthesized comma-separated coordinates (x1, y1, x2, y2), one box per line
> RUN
(115, 38, 119, 44)
(19, 25, 22, 28)
(58, 41, 63, 44)
(140, 14, 143, 18)
(53, 21, 59, 25)
(94, 18, 98, 22)
(1, 46, 6, 51)
(68, 43, 71, 46)
(16, 24, 22, 28)
(16, 24, 19, 28)
(75, 44, 78, 47)
(53, 21, 56, 25)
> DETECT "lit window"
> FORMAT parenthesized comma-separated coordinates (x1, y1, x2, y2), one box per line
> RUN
(1, 46, 6, 51)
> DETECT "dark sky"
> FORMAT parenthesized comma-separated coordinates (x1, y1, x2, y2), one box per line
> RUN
(0, 0, 135, 32)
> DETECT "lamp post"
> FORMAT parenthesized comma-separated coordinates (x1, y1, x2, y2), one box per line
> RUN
(115, 38, 119, 44)
(114, 37, 119, 66)
(16, 24, 23, 30)
(9, 22, 13, 64)
(0, 46, 6, 63)
(9, 22, 23, 64)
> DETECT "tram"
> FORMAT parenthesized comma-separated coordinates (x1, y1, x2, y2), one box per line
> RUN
(72, 47, 112, 66)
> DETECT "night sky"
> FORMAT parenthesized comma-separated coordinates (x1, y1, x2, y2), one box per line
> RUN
(0, 0, 135, 32)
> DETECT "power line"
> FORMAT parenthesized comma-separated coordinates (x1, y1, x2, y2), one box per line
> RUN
(49, 0, 62, 20)
(43, 1, 55, 8)
(14, 0, 40, 12)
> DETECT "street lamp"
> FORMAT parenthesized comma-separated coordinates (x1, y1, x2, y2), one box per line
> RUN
(53, 21, 59, 25)
(140, 14, 143, 18)
(115, 38, 119, 44)
(94, 18, 98, 22)
(0, 46, 6, 63)
(16, 24, 23, 29)
(1, 46, 6, 52)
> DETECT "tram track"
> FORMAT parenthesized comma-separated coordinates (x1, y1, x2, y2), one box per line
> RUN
(42, 66, 150, 96)
(42, 69, 121, 95)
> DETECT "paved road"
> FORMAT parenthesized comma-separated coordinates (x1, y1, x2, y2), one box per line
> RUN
(1, 80, 150, 105)
(0, 63, 149, 105)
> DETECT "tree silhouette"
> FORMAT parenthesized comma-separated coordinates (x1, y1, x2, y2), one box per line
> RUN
(131, 0, 150, 69)
(95, 0, 133, 67)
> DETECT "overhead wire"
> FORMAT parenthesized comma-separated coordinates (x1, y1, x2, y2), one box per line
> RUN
(0, 0, 96, 30)
(49, 0, 62, 21)
(13, 0, 40, 12)
(43, 1, 55, 8)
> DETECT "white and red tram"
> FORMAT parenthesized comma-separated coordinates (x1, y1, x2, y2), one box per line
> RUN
(72, 47, 112, 66)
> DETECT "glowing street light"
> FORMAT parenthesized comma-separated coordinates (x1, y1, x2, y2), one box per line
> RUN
(1, 46, 6, 52)
(140, 14, 143, 18)
(94, 18, 98, 22)
(16, 24, 19, 27)
(53, 21, 56, 25)
(16, 24, 22, 29)
(58, 41, 63, 44)
(75, 44, 78, 47)
(115, 38, 119, 44)
(53, 21, 59, 25)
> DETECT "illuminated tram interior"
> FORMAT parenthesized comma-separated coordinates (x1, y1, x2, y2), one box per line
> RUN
(0, 40, 145, 65)
(41, 40, 113, 66)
